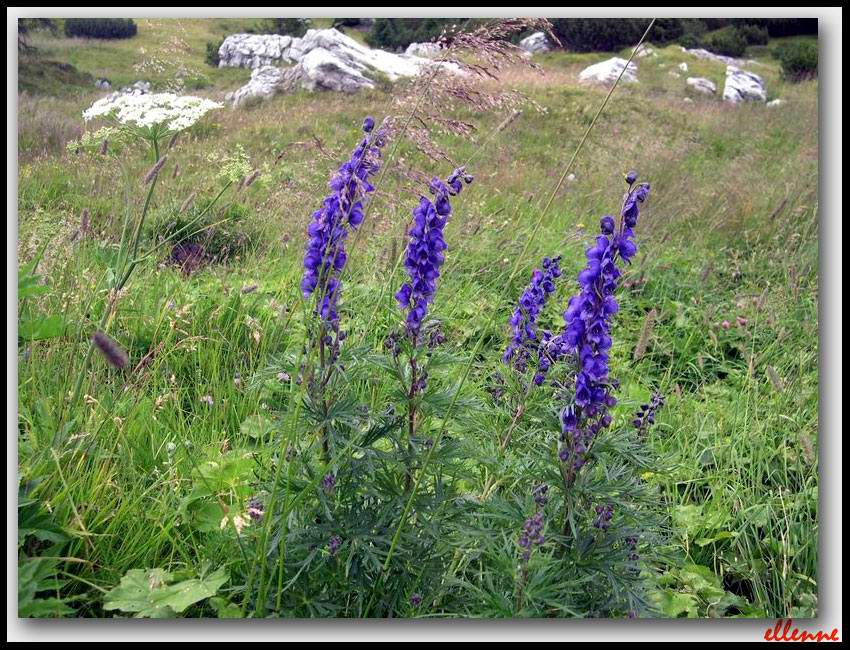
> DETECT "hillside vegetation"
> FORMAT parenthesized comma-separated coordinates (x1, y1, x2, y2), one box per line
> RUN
(17, 18, 818, 619)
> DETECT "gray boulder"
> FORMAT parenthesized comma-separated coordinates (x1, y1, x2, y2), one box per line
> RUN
(405, 42, 442, 58)
(722, 66, 767, 103)
(686, 77, 717, 95)
(578, 57, 638, 85)
(681, 46, 741, 66)
(519, 32, 551, 55)
(226, 28, 458, 107)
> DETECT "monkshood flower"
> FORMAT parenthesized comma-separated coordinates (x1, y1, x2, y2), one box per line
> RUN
(558, 174, 650, 472)
(328, 535, 342, 556)
(532, 482, 549, 508)
(625, 535, 639, 562)
(321, 473, 337, 493)
(83, 92, 222, 134)
(503, 256, 562, 383)
(246, 496, 265, 522)
(518, 511, 545, 562)
(592, 504, 614, 531)
(632, 392, 665, 436)
(395, 168, 473, 340)
(302, 117, 385, 327)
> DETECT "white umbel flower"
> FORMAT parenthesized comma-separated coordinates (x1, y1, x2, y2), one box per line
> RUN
(83, 92, 222, 133)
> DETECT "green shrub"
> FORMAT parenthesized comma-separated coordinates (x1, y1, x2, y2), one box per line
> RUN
(774, 40, 818, 81)
(763, 18, 818, 37)
(701, 26, 748, 57)
(365, 18, 457, 50)
(549, 18, 684, 53)
(63, 18, 137, 40)
(332, 18, 363, 29)
(550, 18, 646, 52)
(736, 24, 769, 46)
(253, 18, 310, 37)
(678, 33, 701, 49)
(651, 18, 686, 44)
(205, 39, 222, 67)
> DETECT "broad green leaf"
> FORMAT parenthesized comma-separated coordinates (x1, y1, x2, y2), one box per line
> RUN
(19, 315, 65, 341)
(239, 414, 275, 440)
(103, 567, 228, 618)
(653, 589, 699, 618)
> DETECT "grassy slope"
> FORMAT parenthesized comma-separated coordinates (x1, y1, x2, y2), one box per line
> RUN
(17, 20, 818, 618)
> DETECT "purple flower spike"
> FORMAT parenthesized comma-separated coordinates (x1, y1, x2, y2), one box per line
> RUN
(396, 168, 472, 341)
(302, 118, 386, 327)
(504, 256, 562, 382)
(558, 175, 650, 471)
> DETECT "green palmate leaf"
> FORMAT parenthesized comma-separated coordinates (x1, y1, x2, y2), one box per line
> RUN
(18, 315, 65, 341)
(185, 500, 227, 533)
(239, 414, 276, 440)
(103, 567, 229, 618)
(653, 589, 700, 618)
(209, 596, 244, 618)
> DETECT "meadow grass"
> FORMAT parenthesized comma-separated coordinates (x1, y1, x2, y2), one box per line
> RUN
(16, 21, 818, 618)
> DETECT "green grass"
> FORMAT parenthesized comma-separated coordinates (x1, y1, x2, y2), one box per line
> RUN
(17, 20, 818, 619)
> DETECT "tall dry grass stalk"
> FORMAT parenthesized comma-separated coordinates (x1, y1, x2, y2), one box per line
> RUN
(634, 308, 657, 361)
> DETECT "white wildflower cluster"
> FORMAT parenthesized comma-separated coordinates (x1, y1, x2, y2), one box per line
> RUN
(82, 92, 222, 133)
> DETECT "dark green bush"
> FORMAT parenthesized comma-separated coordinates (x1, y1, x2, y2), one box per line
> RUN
(736, 24, 769, 46)
(678, 33, 702, 49)
(63, 18, 137, 40)
(205, 39, 222, 67)
(253, 18, 310, 37)
(774, 40, 818, 81)
(332, 18, 363, 29)
(701, 26, 748, 57)
(365, 18, 457, 50)
(550, 18, 683, 53)
(764, 18, 818, 37)
(651, 18, 686, 44)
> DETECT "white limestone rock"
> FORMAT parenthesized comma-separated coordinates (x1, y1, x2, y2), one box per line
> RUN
(722, 66, 767, 104)
(225, 29, 457, 107)
(681, 46, 741, 66)
(405, 42, 442, 58)
(686, 77, 717, 95)
(578, 57, 638, 85)
(519, 32, 552, 55)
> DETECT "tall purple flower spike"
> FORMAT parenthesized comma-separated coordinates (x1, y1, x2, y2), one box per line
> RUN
(302, 117, 385, 326)
(503, 255, 562, 385)
(558, 173, 650, 471)
(395, 168, 473, 340)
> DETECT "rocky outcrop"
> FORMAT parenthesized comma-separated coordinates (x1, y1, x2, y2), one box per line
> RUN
(722, 66, 767, 103)
(519, 32, 551, 55)
(681, 46, 741, 66)
(218, 34, 297, 69)
(219, 28, 426, 79)
(578, 57, 638, 85)
(405, 42, 442, 58)
(686, 77, 716, 95)
(223, 29, 458, 107)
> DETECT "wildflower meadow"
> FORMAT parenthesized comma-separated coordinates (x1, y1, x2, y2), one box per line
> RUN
(13, 14, 828, 630)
